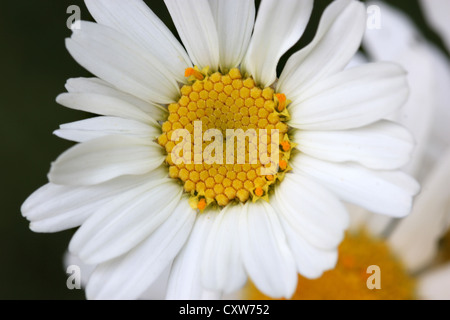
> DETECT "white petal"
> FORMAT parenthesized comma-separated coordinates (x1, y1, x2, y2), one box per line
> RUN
(420, 0, 450, 51)
(364, 214, 394, 237)
(241, 0, 313, 87)
(22, 173, 160, 233)
(277, 214, 338, 279)
(277, 0, 366, 99)
(64, 77, 168, 121)
(66, 21, 179, 104)
(166, 211, 222, 300)
(363, 2, 450, 180)
(346, 52, 368, 69)
(66, 252, 173, 299)
(85, 0, 192, 83)
(64, 251, 96, 288)
(417, 263, 450, 300)
(287, 62, 409, 131)
(86, 198, 196, 300)
(414, 47, 450, 178)
(54, 116, 159, 143)
(293, 120, 414, 170)
(292, 154, 420, 217)
(346, 201, 396, 238)
(239, 201, 297, 299)
(347, 202, 396, 238)
(48, 135, 165, 186)
(209, 0, 255, 71)
(201, 204, 247, 294)
(346, 203, 371, 232)
(388, 148, 450, 273)
(272, 173, 348, 250)
(69, 179, 183, 264)
(56, 92, 158, 126)
(362, 3, 437, 179)
(363, 1, 421, 61)
(164, 0, 219, 71)
(139, 266, 171, 300)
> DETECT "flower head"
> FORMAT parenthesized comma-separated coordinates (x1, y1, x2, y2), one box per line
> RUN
(22, 0, 419, 299)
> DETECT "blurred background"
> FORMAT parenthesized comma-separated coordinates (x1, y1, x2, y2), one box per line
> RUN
(0, 0, 448, 299)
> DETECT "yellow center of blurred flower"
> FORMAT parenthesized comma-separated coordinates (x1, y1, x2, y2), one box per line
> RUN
(245, 231, 416, 300)
(158, 67, 293, 211)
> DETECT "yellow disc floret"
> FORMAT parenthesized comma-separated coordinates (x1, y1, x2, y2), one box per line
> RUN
(158, 68, 292, 210)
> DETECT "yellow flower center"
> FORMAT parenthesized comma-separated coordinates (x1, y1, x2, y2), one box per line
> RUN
(245, 231, 416, 300)
(158, 68, 292, 211)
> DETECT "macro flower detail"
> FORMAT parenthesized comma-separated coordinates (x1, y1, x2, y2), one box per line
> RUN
(159, 67, 292, 209)
(22, 0, 419, 300)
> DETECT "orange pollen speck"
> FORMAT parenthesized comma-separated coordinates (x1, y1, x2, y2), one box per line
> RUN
(276, 93, 286, 111)
(281, 141, 291, 152)
(197, 198, 207, 211)
(255, 187, 264, 197)
(185, 68, 204, 80)
(279, 160, 288, 171)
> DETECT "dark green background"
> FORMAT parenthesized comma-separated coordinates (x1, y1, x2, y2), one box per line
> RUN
(1, 0, 448, 299)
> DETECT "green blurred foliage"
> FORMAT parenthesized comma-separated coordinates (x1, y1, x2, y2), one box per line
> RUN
(0, 0, 447, 299)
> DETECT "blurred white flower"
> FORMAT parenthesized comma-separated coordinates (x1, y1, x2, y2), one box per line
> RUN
(345, 1, 450, 300)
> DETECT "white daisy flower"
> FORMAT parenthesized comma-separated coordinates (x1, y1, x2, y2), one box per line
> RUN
(21, 0, 419, 300)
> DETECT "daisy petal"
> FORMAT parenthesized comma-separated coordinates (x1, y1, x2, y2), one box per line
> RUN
(363, 2, 423, 61)
(273, 174, 348, 250)
(66, 21, 179, 104)
(209, 0, 255, 71)
(64, 77, 168, 121)
(56, 93, 159, 126)
(277, 0, 366, 99)
(139, 266, 171, 300)
(85, 0, 192, 83)
(48, 136, 165, 186)
(365, 214, 394, 237)
(420, 0, 450, 51)
(418, 263, 450, 300)
(278, 214, 338, 279)
(388, 148, 450, 272)
(363, 2, 450, 178)
(292, 155, 420, 217)
(69, 179, 183, 264)
(64, 252, 96, 288)
(86, 198, 196, 300)
(166, 211, 222, 300)
(22, 170, 166, 233)
(239, 201, 297, 299)
(287, 62, 409, 131)
(293, 120, 414, 170)
(164, 0, 219, 71)
(54, 116, 159, 143)
(201, 204, 247, 294)
(242, 0, 313, 87)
